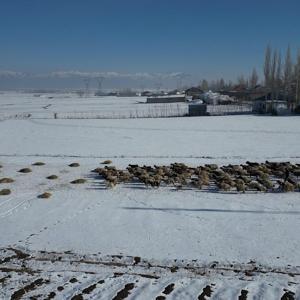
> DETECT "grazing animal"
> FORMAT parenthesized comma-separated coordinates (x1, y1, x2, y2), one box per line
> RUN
(199, 171, 210, 185)
(190, 179, 203, 189)
(246, 161, 260, 167)
(292, 169, 300, 178)
(106, 180, 116, 189)
(257, 177, 273, 190)
(238, 175, 251, 184)
(279, 181, 295, 192)
(218, 181, 231, 191)
(235, 179, 246, 193)
(205, 164, 218, 171)
(248, 181, 266, 192)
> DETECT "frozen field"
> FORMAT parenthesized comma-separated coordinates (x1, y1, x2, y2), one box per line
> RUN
(0, 93, 300, 299)
(0, 92, 188, 119)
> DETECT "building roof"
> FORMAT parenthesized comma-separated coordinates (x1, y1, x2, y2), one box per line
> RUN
(185, 87, 204, 93)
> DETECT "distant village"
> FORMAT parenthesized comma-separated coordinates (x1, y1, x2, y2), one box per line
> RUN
(19, 45, 300, 117)
(91, 45, 300, 116)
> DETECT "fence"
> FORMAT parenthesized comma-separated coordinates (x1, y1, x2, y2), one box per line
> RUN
(54, 104, 189, 119)
(0, 113, 31, 121)
(207, 104, 253, 115)
(0, 104, 254, 121)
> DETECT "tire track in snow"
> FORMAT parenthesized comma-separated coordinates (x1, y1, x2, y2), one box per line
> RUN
(21, 195, 106, 247)
(0, 195, 36, 219)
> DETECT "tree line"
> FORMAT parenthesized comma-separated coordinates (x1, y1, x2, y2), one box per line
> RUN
(198, 45, 300, 105)
(264, 45, 300, 103)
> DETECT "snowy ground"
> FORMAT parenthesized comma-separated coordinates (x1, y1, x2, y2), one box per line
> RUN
(0, 93, 300, 299)
(0, 92, 188, 119)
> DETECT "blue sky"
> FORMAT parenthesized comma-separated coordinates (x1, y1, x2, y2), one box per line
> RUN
(0, 0, 299, 88)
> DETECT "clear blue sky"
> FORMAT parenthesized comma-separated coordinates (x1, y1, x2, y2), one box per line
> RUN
(0, 0, 299, 84)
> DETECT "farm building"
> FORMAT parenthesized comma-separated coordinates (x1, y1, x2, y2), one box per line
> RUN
(117, 89, 138, 97)
(188, 103, 207, 116)
(141, 91, 154, 97)
(185, 87, 204, 99)
(253, 100, 291, 115)
(146, 94, 186, 103)
(221, 87, 271, 102)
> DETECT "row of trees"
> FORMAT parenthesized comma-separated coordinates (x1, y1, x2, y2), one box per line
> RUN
(199, 71, 259, 92)
(264, 45, 300, 103)
(198, 45, 300, 105)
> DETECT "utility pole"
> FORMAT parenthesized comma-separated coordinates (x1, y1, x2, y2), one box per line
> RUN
(83, 78, 90, 97)
(96, 77, 105, 94)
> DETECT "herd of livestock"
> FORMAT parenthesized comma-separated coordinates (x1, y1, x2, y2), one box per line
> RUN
(93, 161, 300, 193)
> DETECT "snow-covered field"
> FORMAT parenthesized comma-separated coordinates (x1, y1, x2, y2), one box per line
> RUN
(0, 92, 300, 299)
(0, 91, 188, 119)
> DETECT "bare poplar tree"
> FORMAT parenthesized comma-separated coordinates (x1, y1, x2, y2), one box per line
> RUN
(275, 52, 282, 99)
(296, 49, 300, 105)
(200, 79, 209, 91)
(219, 78, 225, 90)
(250, 68, 259, 88)
(264, 44, 272, 89)
(237, 75, 247, 87)
(283, 45, 293, 100)
(270, 50, 278, 99)
(227, 80, 233, 90)
(210, 80, 216, 91)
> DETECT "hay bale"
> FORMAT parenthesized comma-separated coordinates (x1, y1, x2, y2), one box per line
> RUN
(70, 179, 86, 184)
(69, 163, 80, 167)
(101, 160, 112, 165)
(0, 189, 11, 195)
(38, 192, 52, 199)
(0, 178, 14, 184)
(32, 162, 45, 166)
(46, 175, 58, 180)
(18, 168, 32, 173)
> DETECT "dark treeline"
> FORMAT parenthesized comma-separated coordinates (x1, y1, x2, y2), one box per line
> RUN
(198, 45, 300, 105)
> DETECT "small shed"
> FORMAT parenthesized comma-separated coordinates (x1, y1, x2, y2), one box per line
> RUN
(185, 87, 204, 99)
(188, 103, 207, 116)
(253, 100, 290, 115)
(141, 91, 154, 97)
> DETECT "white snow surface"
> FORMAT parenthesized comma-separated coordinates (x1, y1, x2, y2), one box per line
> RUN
(0, 92, 300, 299)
